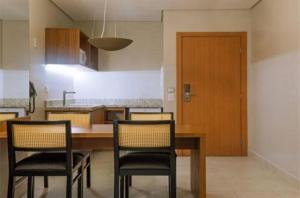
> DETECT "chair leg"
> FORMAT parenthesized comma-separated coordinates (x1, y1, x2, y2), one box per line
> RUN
(7, 175, 15, 198)
(170, 174, 176, 198)
(128, 176, 132, 187)
(78, 167, 83, 198)
(120, 176, 124, 198)
(66, 175, 72, 198)
(87, 156, 91, 188)
(169, 176, 171, 198)
(44, 176, 48, 188)
(27, 176, 35, 198)
(125, 176, 129, 198)
(114, 174, 119, 198)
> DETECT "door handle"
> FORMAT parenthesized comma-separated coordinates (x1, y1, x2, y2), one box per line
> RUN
(183, 83, 193, 102)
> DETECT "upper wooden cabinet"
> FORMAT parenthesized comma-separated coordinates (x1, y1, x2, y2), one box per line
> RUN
(45, 28, 98, 70)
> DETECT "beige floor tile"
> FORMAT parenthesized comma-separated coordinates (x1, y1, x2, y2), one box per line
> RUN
(207, 191, 238, 198)
(236, 191, 300, 198)
(17, 151, 299, 198)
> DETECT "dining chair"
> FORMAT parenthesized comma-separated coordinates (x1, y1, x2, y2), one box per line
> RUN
(128, 112, 174, 186)
(0, 112, 18, 121)
(47, 112, 92, 188)
(6, 120, 85, 198)
(113, 120, 176, 198)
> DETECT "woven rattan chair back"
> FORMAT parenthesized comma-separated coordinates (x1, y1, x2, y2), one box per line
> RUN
(7, 120, 71, 151)
(114, 120, 175, 151)
(130, 112, 173, 121)
(48, 113, 91, 128)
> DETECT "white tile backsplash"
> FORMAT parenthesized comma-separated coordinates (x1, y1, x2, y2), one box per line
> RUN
(2, 70, 29, 99)
(73, 70, 162, 99)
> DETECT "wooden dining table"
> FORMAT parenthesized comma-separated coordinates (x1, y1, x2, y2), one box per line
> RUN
(0, 122, 206, 198)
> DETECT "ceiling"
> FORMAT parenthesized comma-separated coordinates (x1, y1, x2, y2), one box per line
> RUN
(52, 0, 260, 21)
(0, 0, 29, 20)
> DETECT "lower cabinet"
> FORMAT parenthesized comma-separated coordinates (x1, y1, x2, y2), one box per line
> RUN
(103, 107, 127, 124)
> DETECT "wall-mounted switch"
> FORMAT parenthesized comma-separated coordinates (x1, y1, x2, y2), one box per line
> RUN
(167, 87, 175, 101)
(33, 38, 38, 48)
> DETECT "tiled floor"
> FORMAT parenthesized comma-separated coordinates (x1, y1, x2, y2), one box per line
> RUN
(18, 151, 300, 198)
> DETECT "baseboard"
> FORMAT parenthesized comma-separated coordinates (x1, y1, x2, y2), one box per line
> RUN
(249, 150, 300, 189)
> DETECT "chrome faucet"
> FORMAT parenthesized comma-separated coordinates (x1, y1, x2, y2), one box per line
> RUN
(63, 90, 76, 106)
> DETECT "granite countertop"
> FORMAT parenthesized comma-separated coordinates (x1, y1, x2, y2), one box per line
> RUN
(45, 105, 163, 112)
(45, 99, 163, 110)
(45, 105, 104, 112)
(0, 99, 29, 110)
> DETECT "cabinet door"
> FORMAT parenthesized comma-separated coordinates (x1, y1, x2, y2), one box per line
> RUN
(45, 28, 80, 65)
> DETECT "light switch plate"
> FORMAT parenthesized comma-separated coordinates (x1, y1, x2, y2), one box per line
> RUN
(33, 37, 38, 48)
(167, 87, 175, 93)
(167, 87, 175, 101)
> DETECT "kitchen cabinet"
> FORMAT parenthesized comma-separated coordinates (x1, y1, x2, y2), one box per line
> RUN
(45, 28, 98, 70)
(104, 107, 126, 124)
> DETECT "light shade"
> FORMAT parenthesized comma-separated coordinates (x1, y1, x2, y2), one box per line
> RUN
(88, 37, 133, 51)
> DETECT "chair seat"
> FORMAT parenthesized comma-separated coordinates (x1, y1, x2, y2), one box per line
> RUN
(15, 152, 83, 172)
(120, 152, 170, 170)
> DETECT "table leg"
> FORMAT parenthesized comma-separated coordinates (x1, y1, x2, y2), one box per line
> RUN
(0, 141, 8, 197)
(191, 137, 206, 198)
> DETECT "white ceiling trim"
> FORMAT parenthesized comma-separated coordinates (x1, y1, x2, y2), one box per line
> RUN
(52, 0, 260, 22)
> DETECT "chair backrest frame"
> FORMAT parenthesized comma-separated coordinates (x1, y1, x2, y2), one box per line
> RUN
(113, 120, 175, 164)
(7, 120, 73, 174)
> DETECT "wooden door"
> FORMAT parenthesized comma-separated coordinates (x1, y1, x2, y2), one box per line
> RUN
(177, 32, 247, 156)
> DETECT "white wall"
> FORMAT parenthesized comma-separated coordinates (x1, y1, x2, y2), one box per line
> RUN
(0, 70, 3, 99)
(29, 0, 74, 119)
(2, 70, 29, 99)
(73, 70, 162, 99)
(251, 0, 300, 181)
(45, 65, 76, 99)
(0, 21, 29, 101)
(0, 20, 2, 68)
(2, 21, 29, 70)
(76, 21, 162, 71)
(0, 69, 29, 99)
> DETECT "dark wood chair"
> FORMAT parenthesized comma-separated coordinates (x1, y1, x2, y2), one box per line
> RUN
(6, 120, 85, 198)
(128, 112, 174, 186)
(47, 112, 92, 188)
(113, 120, 176, 198)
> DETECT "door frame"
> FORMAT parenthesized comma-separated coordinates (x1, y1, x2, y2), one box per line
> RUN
(176, 32, 248, 156)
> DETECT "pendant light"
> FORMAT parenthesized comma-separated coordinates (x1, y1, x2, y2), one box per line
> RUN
(88, 0, 133, 51)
